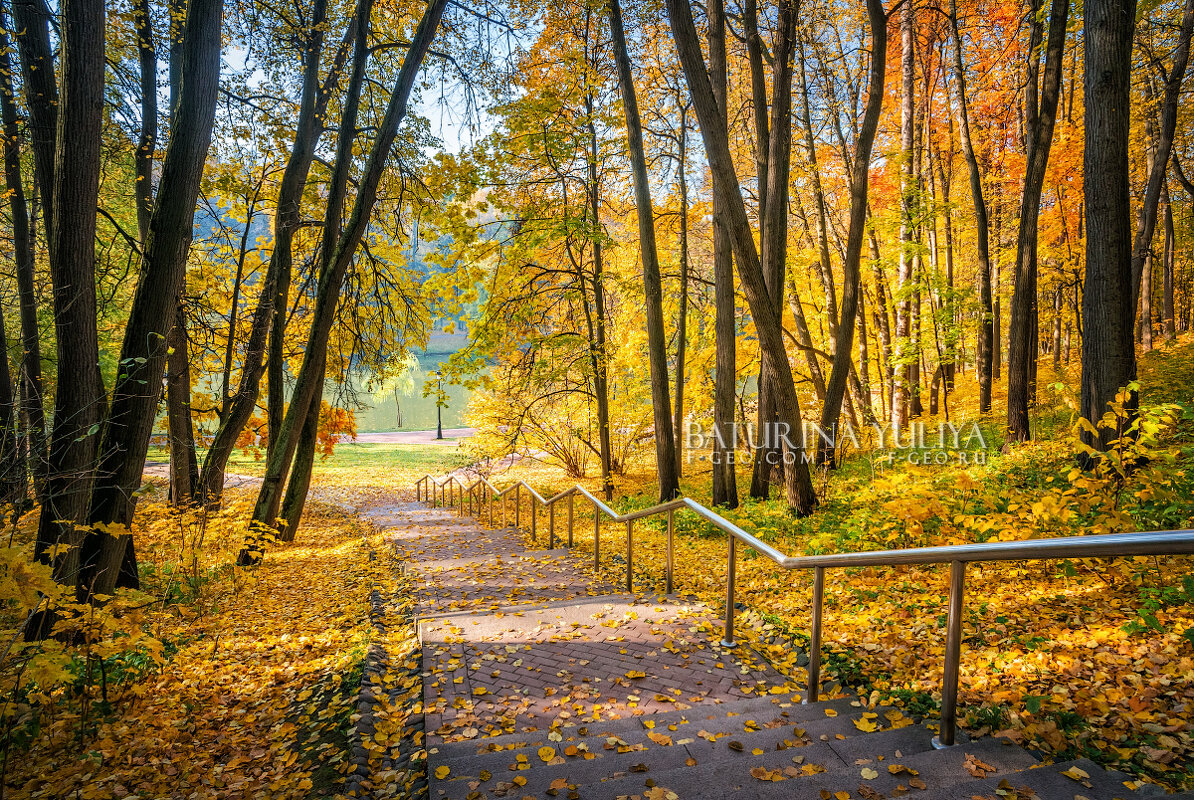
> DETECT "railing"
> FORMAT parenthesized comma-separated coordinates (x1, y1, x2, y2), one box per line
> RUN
(414, 472, 1194, 748)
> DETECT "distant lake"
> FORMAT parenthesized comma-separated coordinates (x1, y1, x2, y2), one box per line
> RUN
(347, 330, 474, 433)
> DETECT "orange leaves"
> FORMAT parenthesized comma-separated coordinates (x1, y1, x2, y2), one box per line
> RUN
(2, 482, 400, 799)
(963, 753, 996, 778)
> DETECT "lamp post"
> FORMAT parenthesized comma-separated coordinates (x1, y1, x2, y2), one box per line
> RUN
(435, 370, 444, 440)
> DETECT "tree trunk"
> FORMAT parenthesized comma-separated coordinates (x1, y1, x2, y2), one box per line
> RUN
(85, 0, 224, 598)
(1130, 0, 1194, 315)
(787, 283, 827, 402)
(166, 308, 200, 505)
(750, 0, 795, 498)
(248, 0, 449, 540)
(276, 0, 368, 541)
(1081, 0, 1138, 453)
(949, 0, 994, 413)
(35, 0, 105, 599)
(1007, 0, 1068, 442)
(857, 282, 872, 409)
(892, 0, 916, 430)
(667, 0, 817, 514)
(586, 90, 615, 502)
(673, 104, 690, 478)
(707, 0, 738, 509)
(1052, 286, 1062, 369)
(609, 0, 678, 501)
(746, 0, 775, 498)
(132, 0, 157, 240)
(0, 23, 44, 503)
(1163, 178, 1176, 341)
(11, 0, 56, 239)
(938, 136, 957, 390)
(0, 296, 20, 505)
(817, 0, 886, 466)
(197, 0, 335, 506)
(280, 372, 323, 540)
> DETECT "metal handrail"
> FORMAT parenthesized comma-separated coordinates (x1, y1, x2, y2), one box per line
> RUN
(413, 472, 1194, 748)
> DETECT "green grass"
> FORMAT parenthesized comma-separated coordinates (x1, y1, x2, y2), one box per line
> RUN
(146, 442, 473, 479)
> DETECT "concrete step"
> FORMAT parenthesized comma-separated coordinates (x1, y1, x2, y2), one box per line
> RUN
(402, 501, 1170, 800)
(915, 757, 1154, 800)
(594, 734, 1038, 800)
(409, 548, 574, 571)
(429, 695, 860, 761)
(427, 700, 926, 800)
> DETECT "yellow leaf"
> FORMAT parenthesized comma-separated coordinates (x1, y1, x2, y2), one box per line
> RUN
(434, 766, 450, 780)
(538, 746, 557, 762)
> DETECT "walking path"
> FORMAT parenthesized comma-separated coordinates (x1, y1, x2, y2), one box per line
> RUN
(360, 499, 1187, 800)
(355, 428, 476, 444)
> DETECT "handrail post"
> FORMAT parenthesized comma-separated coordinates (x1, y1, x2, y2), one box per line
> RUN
(721, 535, 737, 648)
(416, 478, 421, 502)
(531, 500, 537, 545)
(549, 501, 556, 548)
(666, 508, 675, 594)
(459, 483, 464, 516)
(489, 489, 495, 527)
(468, 486, 474, 517)
(593, 505, 600, 569)
(567, 493, 575, 547)
(515, 485, 521, 529)
(934, 560, 966, 748)
(625, 520, 633, 593)
(806, 566, 824, 704)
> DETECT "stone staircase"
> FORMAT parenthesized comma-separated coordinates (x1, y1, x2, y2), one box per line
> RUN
(372, 501, 1189, 800)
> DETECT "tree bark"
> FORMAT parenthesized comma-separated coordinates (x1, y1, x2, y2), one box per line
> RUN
(166, 308, 200, 505)
(673, 104, 690, 478)
(817, 0, 887, 466)
(892, 0, 916, 430)
(609, 0, 678, 501)
(0, 22, 45, 503)
(707, 0, 738, 509)
(586, 88, 615, 502)
(1081, 0, 1138, 453)
(750, 0, 795, 498)
(0, 292, 20, 505)
(132, 0, 157, 241)
(1162, 178, 1176, 341)
(248, 0, 450, 539)
(11, 0, 56, 239)
(747, 0, 773, 499)
(280, 369, 324, 540)
(667, 0, 817, 514)
(948, 0, 994, 413)
(34, 0, 105, 598)
(85, 0, 224, 600)
(1007, 0, 1068, 442)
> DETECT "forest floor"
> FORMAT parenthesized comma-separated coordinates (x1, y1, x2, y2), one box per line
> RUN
(2, 340, 1193, 797)
(1, 444, 469, 799)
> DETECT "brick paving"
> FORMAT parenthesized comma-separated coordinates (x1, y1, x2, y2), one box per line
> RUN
(381, 502, 793, 747)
